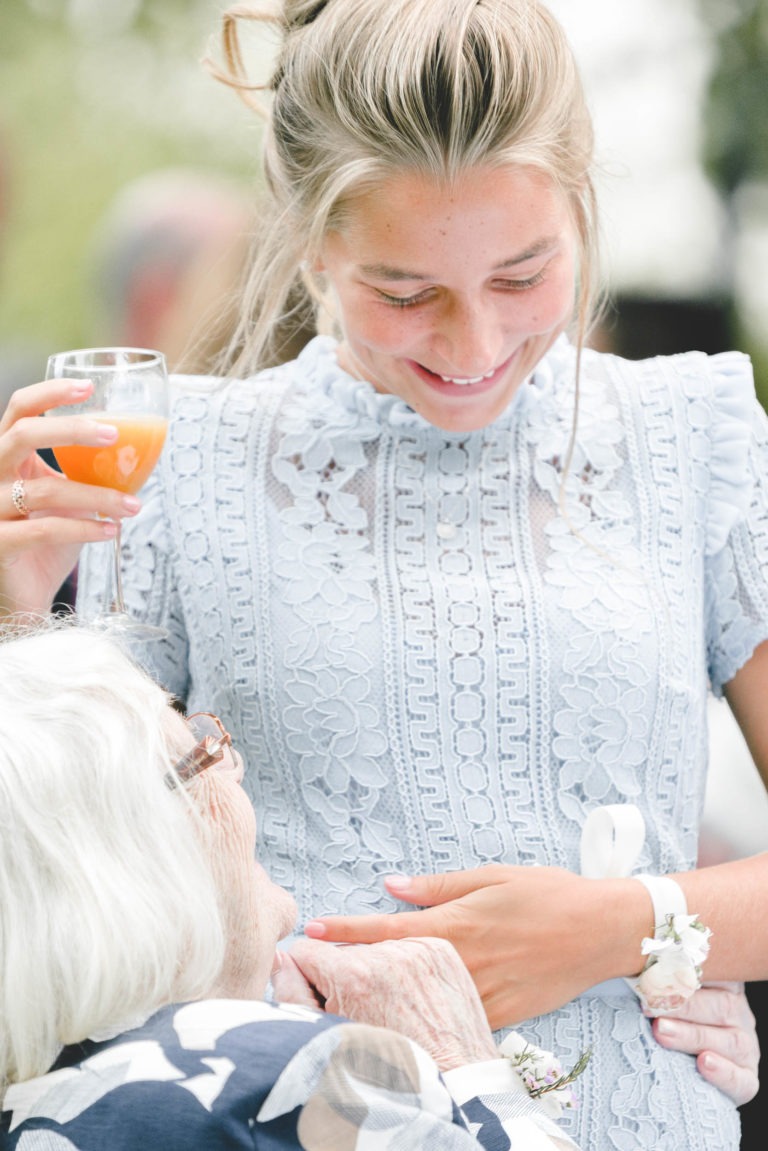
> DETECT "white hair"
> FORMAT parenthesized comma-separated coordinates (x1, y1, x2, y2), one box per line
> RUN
(0, 624, 226, 1087)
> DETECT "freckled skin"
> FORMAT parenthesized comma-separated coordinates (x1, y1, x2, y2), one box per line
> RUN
(318, 166, 578, 433)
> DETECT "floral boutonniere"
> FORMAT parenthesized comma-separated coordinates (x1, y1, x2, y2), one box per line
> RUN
(498, 1032, 593, 1118)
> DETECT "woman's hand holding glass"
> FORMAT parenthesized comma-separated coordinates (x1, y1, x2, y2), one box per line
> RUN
(0, 376, 142, 619)
(44, 348, 169, 636)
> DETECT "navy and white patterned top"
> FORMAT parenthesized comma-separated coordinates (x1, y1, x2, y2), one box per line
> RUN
(77, 335, 768, 1149)
(1, 1000, 570, 1150)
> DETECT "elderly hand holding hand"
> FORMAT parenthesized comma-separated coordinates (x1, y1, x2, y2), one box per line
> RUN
(306, 866, 760, 1106)
(274, 936, 498, 1072)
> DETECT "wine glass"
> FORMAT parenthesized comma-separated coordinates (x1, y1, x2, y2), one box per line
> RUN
(46, 347, 169, 638)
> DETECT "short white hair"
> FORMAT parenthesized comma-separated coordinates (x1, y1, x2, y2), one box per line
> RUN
(0, 624, 226, 1087)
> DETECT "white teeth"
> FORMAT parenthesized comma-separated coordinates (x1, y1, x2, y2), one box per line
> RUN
(439, 368, 496, 385)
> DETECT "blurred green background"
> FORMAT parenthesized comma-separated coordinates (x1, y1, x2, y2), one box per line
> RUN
(0, 0, 259, 371)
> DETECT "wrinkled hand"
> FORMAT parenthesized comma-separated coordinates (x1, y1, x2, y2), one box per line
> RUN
(274, 937, 498, 1071)
(650, 982, 759, 1106)
(0, 380, 138, 617)
(305, 866, 643, 1029)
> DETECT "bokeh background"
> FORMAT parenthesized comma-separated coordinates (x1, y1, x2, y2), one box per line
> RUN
(2, 0, 768, 1139)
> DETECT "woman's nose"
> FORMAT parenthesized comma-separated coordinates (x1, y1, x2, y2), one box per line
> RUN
(434, 298, 504, 376)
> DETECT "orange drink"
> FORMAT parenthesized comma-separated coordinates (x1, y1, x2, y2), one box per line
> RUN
(53, 414, 168, 495)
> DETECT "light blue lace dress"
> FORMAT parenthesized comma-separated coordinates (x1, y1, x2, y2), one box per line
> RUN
(78, 335, 768, 1150)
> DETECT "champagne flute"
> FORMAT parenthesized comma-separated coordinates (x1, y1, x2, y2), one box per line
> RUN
(46, 347, 169, 638)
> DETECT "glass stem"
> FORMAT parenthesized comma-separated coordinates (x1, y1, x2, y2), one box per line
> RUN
(109, 520, 126, 616)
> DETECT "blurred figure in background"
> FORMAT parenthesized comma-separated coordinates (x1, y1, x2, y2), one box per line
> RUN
(86, 167, 254, 375)
(46, 167, 268, 612)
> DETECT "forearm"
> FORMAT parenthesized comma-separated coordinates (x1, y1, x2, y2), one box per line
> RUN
(673, 854, 768, 981)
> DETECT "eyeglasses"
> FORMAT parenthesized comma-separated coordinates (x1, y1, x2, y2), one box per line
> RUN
(168, 712, 233, 787)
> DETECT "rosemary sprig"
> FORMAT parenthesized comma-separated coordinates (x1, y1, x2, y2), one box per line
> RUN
(516, 1045, 593, 1099)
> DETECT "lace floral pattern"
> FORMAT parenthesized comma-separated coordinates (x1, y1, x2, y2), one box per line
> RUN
(76, 335, 767, 1151)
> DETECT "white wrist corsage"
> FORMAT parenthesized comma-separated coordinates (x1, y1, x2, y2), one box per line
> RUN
(635, 912, 712, 1013)
(498, 1032, 592, 1119)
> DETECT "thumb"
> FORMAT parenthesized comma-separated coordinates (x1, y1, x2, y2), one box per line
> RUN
(271, 950, 325, 1009)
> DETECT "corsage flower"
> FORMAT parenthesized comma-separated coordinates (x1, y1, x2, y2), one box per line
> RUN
(635, 913, 712, 1012)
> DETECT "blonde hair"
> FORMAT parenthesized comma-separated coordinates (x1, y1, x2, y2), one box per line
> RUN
(208, 0, 602, 374)
(0, 624, 226, 1087)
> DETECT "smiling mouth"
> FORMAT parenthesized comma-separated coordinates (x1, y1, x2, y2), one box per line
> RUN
(435, 369, 497, 386)
(409, 352, 516, 392)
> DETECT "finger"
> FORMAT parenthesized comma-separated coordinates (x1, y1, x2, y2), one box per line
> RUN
(0, 415, 119, 474)
(271, 952, 324, 1009)
(286, 939, 353, 1008)
(304, 905, 452, 943)
(0, 378, 94, 431)
(382, 866, 508, 908)
(656, 985, 753, 1028)
(652, 1016, 758, 1066)
(696, 1051, 759, 1107)
(2, 475, 141, 522)
(0, 515, 119, 557)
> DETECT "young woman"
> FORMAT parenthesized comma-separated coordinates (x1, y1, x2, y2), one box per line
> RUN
(0, 2, 766, 1146)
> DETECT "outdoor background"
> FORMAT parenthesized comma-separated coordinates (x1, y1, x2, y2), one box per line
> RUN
(3, 1, 768, 1140)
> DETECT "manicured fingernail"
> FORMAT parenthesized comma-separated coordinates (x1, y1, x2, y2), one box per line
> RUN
(100, 522, 118, 537)
(94, 423, 119, 442)
(121, 495, 141, 513)
(656, 1018, 676, 1037)
(385, 874, 412, 893)
(700, 1052, 717, 1071)
(70, 381, 93, 396)
(304, 921, 326, 938)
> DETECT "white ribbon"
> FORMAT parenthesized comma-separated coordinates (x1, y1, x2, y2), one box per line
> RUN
(577, 804, 649, 1002)
(580, 804, 646, 879)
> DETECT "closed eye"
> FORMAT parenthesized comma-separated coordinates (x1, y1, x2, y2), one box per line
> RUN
(375, 288, 435, 308)
(493, 270, 546, 291)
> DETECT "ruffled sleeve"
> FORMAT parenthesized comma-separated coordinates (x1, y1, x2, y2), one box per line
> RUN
(703, 350, 755, 557)
(702, 352, 768, 692)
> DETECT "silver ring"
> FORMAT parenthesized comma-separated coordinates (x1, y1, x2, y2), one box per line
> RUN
(11, 478, 29, 518)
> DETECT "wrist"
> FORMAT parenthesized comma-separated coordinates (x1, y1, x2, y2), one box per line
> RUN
(629, 875, 712, 1012)
(582, 877, 653, 981)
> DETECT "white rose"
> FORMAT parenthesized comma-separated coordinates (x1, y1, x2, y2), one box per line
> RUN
(637, 948, 701, 1012)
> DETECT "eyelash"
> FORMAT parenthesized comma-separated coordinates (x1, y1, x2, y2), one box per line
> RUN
(376, 270, 546, 308)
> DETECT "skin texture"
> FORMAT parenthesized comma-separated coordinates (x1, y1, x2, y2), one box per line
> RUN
(320, 166, 577, 433)
(273, 937, 498, 1071)
(165, 709, 297, 1000)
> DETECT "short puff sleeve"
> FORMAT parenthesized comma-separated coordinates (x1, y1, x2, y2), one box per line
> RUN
(704, 352, 768, 693)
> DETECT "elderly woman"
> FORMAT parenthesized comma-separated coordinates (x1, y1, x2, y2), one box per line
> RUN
(0, 624, 575, 1151)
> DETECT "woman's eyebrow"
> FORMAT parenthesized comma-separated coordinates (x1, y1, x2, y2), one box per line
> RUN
(359, 236, 558, 282)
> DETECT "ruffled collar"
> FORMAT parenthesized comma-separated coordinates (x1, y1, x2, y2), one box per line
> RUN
(294, 334, 574, 435)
